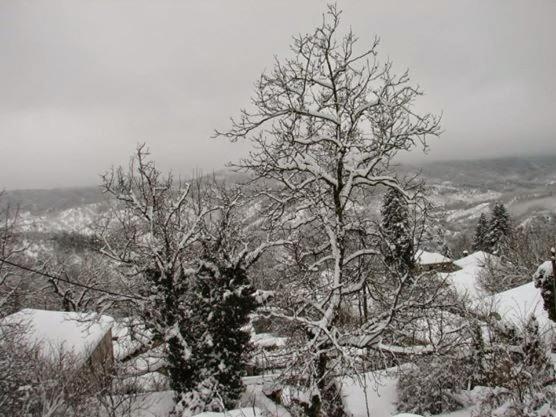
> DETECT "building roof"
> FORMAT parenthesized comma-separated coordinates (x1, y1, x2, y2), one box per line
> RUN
(482, 282, 553, 336)
(453, 250, 498, 269)
(439, 251, 499, 300)
(1, 308, 113, 364)
(415, 250, 452, 265)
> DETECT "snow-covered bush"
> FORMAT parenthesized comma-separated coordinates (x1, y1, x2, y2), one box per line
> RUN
(533, 259, 556, 322)
(397, 356, 466, 415)
(473, 384, 556, 417)
(472, 315, 555, 416)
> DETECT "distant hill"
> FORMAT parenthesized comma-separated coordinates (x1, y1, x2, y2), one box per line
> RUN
(2, 186, 107, 214)
(3, 155, 556, 236)
(409, 154, 556, 190)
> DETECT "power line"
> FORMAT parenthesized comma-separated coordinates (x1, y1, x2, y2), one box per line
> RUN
(0, 258, 141, 301)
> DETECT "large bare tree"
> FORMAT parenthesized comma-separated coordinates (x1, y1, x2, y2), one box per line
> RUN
(217, 6, 442, 416)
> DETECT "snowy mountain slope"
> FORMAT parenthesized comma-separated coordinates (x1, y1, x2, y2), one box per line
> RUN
(19, 203, 101, 235)
(6, 155, 556, 254)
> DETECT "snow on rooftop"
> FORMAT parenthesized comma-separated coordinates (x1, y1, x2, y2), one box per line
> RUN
(251, 332, 288, 349)
(453, 251, 498, 270)
(415, 250, 452, 265)
(1, 308, 113, 363)
(112, 317, 153, 360)
(482, 282, 553, 333)
(439, 251, 501, 300)
(441, 267, 483, 300)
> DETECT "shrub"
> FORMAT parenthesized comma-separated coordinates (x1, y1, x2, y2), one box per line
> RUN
(397, 356, 467, 415)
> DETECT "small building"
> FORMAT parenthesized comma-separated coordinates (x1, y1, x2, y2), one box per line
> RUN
(415, 250, 458, 272)
(1, 308, 114, 379)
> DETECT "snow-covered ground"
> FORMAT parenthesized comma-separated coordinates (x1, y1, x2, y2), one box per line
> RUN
(446, 202, 491, 223)
(111, 390, 175, 417)
(341, 367, 399, 417)
(113, 366, 479, 417)
(341, 366, 485, 417)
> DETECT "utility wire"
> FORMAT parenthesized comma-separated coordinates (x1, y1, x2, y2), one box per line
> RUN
(0, 258, 140, 300)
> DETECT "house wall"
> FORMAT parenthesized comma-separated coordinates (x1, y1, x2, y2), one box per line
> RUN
(80, 328, 114, 384)
(90, 328, 114, 371)
(417, 262, 459, 273)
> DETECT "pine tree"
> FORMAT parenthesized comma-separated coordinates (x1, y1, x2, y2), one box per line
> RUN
(472, 213, 489, 252)
(381, 188, 415, 274)
(486, 202, 512, 254)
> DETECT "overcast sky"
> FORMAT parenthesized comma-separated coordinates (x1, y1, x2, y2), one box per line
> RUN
(1, 0, 555, 190)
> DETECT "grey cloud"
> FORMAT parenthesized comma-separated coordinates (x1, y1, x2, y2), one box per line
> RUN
(1, 0, 555, 189)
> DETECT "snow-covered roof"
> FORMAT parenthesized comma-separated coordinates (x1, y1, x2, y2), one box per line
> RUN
(482, 282, 553, 335)
(441, 267, 483, 299)
(1, 309, 113, 364)
(251, 332, 288, 349)
(415, 250, 452, 265)
(453, 250, 498, 270)
(439, 251, 498, 300)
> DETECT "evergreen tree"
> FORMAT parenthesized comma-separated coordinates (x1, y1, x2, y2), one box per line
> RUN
(486, 202, 512, 254)
(380, 188, 415, 274)
(472, 213, 489, 252)
(176, 257, 258, 415)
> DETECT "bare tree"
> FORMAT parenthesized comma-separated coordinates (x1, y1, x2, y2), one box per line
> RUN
(217, 6, 441, 416)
